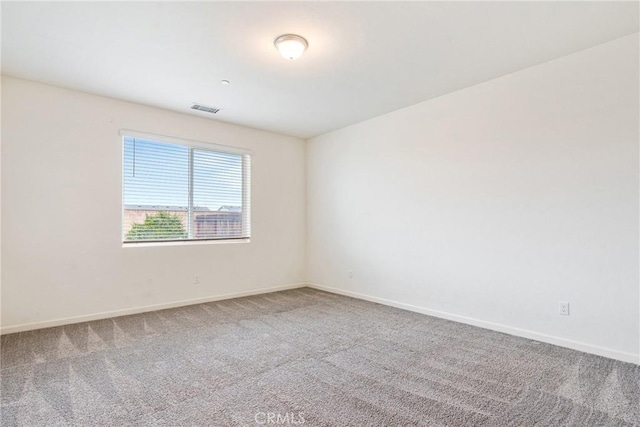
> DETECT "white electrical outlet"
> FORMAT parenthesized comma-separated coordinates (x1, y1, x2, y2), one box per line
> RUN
(347, 270, 354, 279)
(558, 301, 570, 315)
(194, 275, 201, 285)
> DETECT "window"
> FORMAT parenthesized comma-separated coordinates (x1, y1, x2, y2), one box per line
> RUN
(121, 131, 251, 243)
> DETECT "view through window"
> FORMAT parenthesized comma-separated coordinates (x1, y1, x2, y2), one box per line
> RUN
(122, 134, 251, 243)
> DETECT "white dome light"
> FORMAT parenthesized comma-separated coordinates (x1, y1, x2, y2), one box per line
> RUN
(274, 34, 308, 60)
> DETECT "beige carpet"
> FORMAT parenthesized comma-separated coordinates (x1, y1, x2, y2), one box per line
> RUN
(1, 288, 639, 426)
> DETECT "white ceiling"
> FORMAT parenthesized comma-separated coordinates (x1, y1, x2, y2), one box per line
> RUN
(2, 2, 638, 139)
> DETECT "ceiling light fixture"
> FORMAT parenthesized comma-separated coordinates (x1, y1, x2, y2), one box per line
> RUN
(274, 34, 308, 60)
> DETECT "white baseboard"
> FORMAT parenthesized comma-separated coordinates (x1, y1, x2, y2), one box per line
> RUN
(5, 281, 637, 365)
(0, 283, 307, 335)
(307, 283, 640, 365)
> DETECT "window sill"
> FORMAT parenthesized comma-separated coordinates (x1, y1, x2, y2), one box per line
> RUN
(122, 238, 250, 248)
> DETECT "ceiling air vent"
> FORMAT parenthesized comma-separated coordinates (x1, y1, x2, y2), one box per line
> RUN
(191, 103, 220, 114)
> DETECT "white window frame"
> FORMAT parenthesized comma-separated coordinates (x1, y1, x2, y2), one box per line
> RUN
(120, 129, 252, 245)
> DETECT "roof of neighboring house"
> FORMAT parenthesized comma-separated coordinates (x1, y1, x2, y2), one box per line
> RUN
(218, 206, 242, 213)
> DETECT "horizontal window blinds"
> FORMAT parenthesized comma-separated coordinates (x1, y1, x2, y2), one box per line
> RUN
(122, 135, 251, 243)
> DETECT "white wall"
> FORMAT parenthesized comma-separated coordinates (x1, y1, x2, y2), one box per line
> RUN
(307, 34, 639, 363)
(1, 76, 306, 331)
(2, 36, 638, 364)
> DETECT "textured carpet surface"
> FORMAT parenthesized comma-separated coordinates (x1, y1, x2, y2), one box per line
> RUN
(1, 288, 639, 426)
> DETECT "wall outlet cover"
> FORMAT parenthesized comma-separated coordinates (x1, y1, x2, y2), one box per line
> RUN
(558, 301, 570, 315)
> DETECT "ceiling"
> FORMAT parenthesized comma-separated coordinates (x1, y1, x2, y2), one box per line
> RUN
(2, 2, 638, 139)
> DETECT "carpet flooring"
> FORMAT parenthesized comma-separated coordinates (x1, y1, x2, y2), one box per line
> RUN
(1, 288, 639, 426)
